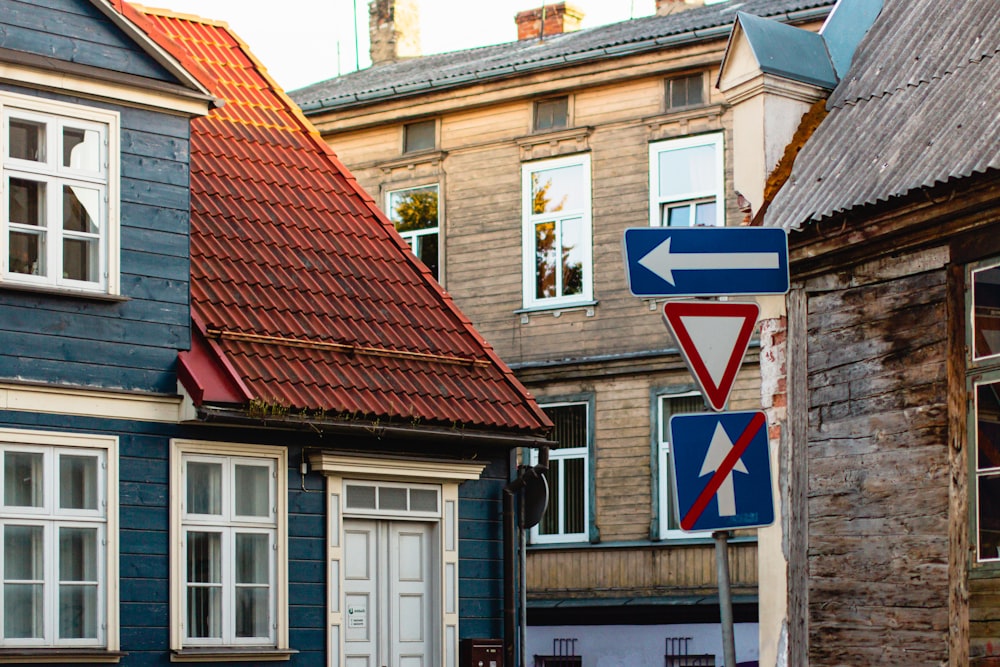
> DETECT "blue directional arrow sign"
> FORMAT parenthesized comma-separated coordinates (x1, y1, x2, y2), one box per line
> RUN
(669, 410, 774, 532)
(623, 227, 789, 297)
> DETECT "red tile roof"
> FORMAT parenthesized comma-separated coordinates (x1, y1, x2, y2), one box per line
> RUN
(136, 7, 552, 436)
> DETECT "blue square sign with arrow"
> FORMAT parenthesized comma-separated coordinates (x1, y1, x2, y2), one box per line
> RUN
(669, 410, 774, 532)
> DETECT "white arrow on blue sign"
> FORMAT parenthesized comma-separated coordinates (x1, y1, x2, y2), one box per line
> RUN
(669, 410, 774, 532)
(623, 227, 789, 297)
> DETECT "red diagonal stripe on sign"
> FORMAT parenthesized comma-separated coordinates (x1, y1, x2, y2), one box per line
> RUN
(680, 411, 766, 531)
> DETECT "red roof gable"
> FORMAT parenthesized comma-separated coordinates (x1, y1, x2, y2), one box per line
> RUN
(136, 7, 551, 437)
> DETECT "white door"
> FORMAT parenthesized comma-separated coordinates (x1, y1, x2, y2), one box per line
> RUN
(344, 519, 436, 667)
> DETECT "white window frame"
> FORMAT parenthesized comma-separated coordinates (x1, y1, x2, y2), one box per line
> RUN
(169, 440, 288, 655)
(0, 428, 119, 651)
(657, 392, 712, 540)
(530, 401, 590, 545)
(649, 133, 724, 228)
(521, 154, 593, 309)
(386, 183, 441, 282)
(1, 91, 120, 295)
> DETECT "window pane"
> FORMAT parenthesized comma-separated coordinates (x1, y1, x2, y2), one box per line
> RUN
(186, 461, 222, 515)
(60, 454, 99, 510)
(63, 186, 100, 234)
(389, 186, 438, 232)
(9, 178, 45, 226)
(531, 164, 583, 214)
(694, 201, 717, 227)
(415, 232, 440, 280)
(4, 584, 43, 638)
(5, 451, 43, 507)
(59, 584, 97, 639)
(668, 74, 704, 109)
(978, 382, 1000, 471)
(410, 489, 437, 512)
(235, 533, 270, 585)
(4, 525, 44, 639)
(345, 484, 376, 509)
(63, 237, 100, 282)
(5, 524, 44, 580)
(186, 531, 221, 584)
(563, 456, 585, 534)
(235, 587, 269, 638)
(63, 127, 101, 172)
(539, 463, 560, 535)
(974, 265, 1000, 359)
(665, 204, 691, 227)
(535, 220, 556, 299)
(379, 486, 407, 511)
(60, 527, 98, 581)
(658, 144, 717, 199)
(544, 404, 587, 449)
(561, 217, 584, 297)
(234, 464, 269, 517)
(534, 97, 568, 132)
(404, 120, 435, 153)
(981, 473, 1000, 560)
(9, 230, 44, 276)
(9, 119, 45, 162)
(187, 587, 221, 639)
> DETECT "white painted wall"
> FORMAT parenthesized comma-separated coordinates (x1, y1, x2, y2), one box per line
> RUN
(527, 623, 759, 667)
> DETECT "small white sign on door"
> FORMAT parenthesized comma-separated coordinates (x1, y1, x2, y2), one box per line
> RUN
(347, 605, 367, 629)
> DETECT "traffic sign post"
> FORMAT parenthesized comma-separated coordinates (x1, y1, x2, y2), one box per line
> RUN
(662, 300, 759, 412)
(623, 226, 789, 297)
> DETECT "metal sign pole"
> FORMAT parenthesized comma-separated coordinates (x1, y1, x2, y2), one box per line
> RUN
(714, 530, 737, 667)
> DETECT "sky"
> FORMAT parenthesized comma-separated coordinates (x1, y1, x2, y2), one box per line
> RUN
(147, 0, 657, 91)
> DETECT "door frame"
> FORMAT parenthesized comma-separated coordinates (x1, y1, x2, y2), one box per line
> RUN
(309, 453, 486, 667)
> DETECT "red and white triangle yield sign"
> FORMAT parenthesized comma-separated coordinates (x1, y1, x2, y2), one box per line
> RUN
(662, 300, 759, 412)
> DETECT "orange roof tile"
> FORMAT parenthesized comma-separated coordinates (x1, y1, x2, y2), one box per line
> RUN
(135, 6, 551, 436)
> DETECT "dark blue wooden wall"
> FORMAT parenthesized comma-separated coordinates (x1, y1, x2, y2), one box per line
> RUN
(0, 0, 175, 81)
(0, 83, 191, 395)
(460, 454, 508, 640)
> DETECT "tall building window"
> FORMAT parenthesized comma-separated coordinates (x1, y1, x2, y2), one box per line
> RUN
(521, 154, 592, 308)
(387, 184, 440, 281)
(532, 402, 589, 544)
(403, 119, 436, 154)
(665, 73, 706, 111)
(0, 430, 118, 650)
(649, 132, 724, 228)
(657, 392, 710, 539)
(171, 441, 287, 653)
(1, 92, 120, 294)
(534, 97, 569, 132)
(970, 261, 1000, 562)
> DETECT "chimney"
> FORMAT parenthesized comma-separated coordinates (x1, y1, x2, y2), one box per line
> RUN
(515, 3, 584, 41)
(369, 0, 421, 66)
(655, 0, 706, 15)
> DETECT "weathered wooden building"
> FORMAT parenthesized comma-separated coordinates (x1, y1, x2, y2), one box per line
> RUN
(730, 0, 1000, 664)
(0, 2, 551, 665)
(290, 1, 834, 664)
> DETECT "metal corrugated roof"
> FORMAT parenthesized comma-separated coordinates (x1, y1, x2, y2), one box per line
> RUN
(735, 11, 837, 89)
(137, 8, 552, 436)
(764, 0, 1000, 230)
(290, 0, 836, 112)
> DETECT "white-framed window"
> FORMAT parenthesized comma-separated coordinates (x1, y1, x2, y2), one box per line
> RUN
(531, 401, 589, 544)
(969, 261, 1000, 563)
(170, 441, 287, 653)
(649, 133, 724, 228)
(521, 154, 592, 308)
(657, 392, 712, 539)
(0, 428, 118, 650)
(387, 184, 440, 281)
(1, 92, 120, 295)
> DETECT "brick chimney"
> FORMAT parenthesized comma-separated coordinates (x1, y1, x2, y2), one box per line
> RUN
(369, 0, 421, 66)
(656, 0, 706, 15)
(515, 3, 584, 41)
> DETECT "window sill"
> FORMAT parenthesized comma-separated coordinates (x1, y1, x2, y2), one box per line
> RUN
(170, 647, 297, 662)
(516, 300, 598, 323)
(0, 649, 127, 663)
(0, 281, 128, 302)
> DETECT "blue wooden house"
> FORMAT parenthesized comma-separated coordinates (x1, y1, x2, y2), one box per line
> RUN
(0, 1, 552, 665)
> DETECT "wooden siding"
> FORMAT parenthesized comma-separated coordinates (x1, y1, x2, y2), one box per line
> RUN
(0, 86, 191, 395)
(804, 262, 951, 666)
(0, 0, 175, 81)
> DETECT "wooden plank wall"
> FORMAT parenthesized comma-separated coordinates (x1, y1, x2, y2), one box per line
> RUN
(0, 86, 192, 394)
(805, 262, 951, 666)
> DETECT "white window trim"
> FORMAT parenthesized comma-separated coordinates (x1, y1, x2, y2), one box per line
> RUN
(0, 427, 119, 651)
(530, 401, 590, 545)
(521, 154, 593, 309)
(310, 452, 484, 667)
(169, 440, 288, 657)
(386, 183, 442, 282)
(657, 393, 712, 540)
(648, 132, 724, 228)
(0, 91, 120, 296)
